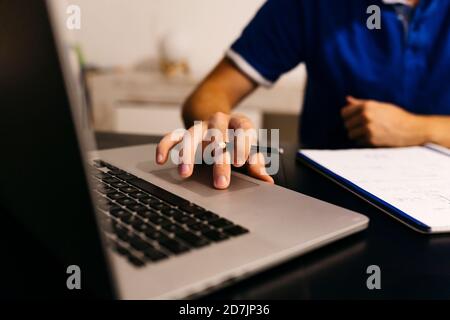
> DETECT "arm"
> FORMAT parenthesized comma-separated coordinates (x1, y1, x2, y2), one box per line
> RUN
(421, 116, 450, 148)
(341, 96, 450, 148)
(182, 58, 257, 127)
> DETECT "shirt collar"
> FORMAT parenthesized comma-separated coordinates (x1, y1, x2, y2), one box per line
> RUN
(382, 0, 414, 6)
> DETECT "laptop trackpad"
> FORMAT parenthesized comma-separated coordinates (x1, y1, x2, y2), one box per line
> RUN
(149, 166, 258, 198)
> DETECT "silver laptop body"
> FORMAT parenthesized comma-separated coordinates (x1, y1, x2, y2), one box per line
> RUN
(93, 144, 368, 299)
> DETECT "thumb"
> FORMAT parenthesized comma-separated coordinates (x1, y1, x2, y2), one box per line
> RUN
(247, 153, 275, 184)
(346, 96, 365, 105)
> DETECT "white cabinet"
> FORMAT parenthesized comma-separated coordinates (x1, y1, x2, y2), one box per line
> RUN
(87, 70, 304, 135)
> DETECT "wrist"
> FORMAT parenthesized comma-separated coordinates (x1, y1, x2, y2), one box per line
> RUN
(412, 115, 434, 145)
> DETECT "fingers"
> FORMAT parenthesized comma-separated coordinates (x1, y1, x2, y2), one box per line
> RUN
(229, 115, 255, 167)
(344, 115, 366, 131)
(157, 112, 275, 190)
(342, 96, 370, 142)
(346, 95, 365, 105)
(247, 152, 274, 184)
(347, 124, 377, 146)
(342, 96, 369, 120)
(342, 103, 368, 130)
(178, 122, 206, 178)
(341, 103, 363, 120)
(229, 114, 273, 184)
(156, 122, 206, 179)
(208, 112, 231, 189)
(212, 154, 231, 189)
(347, 126, 368, 141)
(156, 131, 184, 164)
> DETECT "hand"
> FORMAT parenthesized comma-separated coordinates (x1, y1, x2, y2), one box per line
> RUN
(341, 96, 427, 147)
(156, 112, 274, 189)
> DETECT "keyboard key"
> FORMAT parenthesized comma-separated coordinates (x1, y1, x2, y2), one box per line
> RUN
(109, 205, 122, 212)
(136, 208, 158, 219)
(97, 185, 115, 194)
(150, 202, 169, 211)
(93, 160, 107, 168)
(94, 172, 109, 179)
(148, 215, 171, 227)
(176, 231, 210, 248)
(105, 163, 119, 171)
(188, 222, 211, 233)
(144, 248, 168, 261)
(144, 229, 170, 242)
(130, 217, 144, 228)
(119, 186, 139, 194)
(162, 224, 185, 234)
(159, 238, 189, 254)
(106, 191, 126, 200)
(140, 197, 160, 206)
(161, 207, 184, 217)
(170, 211, 185, 220)
(113, 223, 130, 241)
(195, 211, 220, 222)
(126, 203, 147, 212)
(133, 222, 155, 234)
(128, 178, 190, 206)
(129, 235, 151, 252)
(209, 218, 233, 229)
(127, 254, 145, 267)
(117, 173, 136, 181)
(145, 213, 163, 224)
(117, 198, 137, 206)
(223, 225, 249, 236)
(102, 176, 120, 184)
(121, 213, 139, 225)
(129, 192, 149, 200)
(108, 169, 125, 176)
(178, 203, 205, 214)
(110, 207, 132, 221)
(113, 243, 130, 256)
(202, 230, 229, 242)
(111, 181, 128, 188)
(173, 215, 197, 226)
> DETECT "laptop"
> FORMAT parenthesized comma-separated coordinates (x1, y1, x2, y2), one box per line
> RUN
(0, 0, 369, 299)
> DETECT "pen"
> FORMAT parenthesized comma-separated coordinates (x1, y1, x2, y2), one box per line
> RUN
(223, 142, 284, 155)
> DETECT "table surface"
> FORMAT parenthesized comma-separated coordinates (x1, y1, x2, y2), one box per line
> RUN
(96, 132, 450, 299)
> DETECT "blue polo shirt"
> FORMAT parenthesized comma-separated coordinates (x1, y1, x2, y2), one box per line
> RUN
(227, 0, 450, 148)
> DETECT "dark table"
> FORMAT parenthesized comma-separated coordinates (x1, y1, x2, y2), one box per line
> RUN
(96, 132, 450, 299)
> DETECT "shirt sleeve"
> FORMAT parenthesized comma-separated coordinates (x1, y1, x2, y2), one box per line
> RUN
(227, 0, 305, 87)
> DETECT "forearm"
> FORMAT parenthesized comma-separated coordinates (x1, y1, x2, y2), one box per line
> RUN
(182, 82, 233, 128)
(181, 58, 257, 128)
(420, 115, 450, 148)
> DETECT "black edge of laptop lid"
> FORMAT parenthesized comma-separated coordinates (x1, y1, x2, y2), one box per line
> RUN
(0, 0, 115, 298)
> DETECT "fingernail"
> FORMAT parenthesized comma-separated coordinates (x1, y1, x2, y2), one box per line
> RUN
(179, 164, 190, 176)
(215, 175, 228, 188)
(157, 153, 164, 163)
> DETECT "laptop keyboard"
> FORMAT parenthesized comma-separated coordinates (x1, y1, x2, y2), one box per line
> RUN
(91, 160, 249, 267)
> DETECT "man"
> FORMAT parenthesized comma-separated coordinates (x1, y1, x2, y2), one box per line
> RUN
(157, 0, 450, 189)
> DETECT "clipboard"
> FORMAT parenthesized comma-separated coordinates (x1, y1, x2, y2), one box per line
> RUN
(297, 145, 450, 234)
